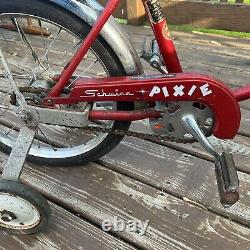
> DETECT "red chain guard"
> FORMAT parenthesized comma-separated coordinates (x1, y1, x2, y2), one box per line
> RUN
(50, 73, 240, 139)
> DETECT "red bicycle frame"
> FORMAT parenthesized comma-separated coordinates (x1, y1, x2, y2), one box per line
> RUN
(45, 0, 182, 101)
(43, 0, 249, 139)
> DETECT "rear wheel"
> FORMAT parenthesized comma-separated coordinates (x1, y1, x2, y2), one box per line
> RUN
(0, 0, 133, 166)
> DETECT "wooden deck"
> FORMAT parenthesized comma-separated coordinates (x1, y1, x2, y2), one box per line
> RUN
(1, 24, 250, 249)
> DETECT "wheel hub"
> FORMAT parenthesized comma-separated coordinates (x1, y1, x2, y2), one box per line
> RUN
(17, 106, 40, 128)
(0, 210, 17, 222)
(0, 192, 41, 229)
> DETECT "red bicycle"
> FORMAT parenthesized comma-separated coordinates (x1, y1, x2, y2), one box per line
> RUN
(0, 0, 245, 234)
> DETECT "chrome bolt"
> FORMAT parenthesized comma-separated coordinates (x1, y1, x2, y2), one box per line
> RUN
(47, 99, 53, 105)
(20, 113, 28, 121)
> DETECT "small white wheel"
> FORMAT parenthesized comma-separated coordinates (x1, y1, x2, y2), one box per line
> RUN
(0, 179, 50, 234)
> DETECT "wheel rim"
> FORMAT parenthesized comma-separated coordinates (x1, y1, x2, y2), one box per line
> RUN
(0, 13, 119, 159)
(0, 192, 41, 230)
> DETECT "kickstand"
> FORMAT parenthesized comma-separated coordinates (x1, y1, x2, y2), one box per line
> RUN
(1, 126, 35, 181)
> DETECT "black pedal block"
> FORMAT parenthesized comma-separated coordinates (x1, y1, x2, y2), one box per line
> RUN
(215, 152, 239, 208)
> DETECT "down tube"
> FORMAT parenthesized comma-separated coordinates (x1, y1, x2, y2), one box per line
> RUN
(142, 0, 182, 73)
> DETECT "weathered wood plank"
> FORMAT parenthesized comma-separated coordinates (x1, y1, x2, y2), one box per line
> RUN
(124, 24, 250, 89)
(129, 120, 250, 174)
(146, 134, 250, 174)
(100, 137, 250, 227)
(0, 203, 135, 250)
(98, 0, 250, 32)
(0, 154, 249, 249)
(121, 24, 250, 174)
(0, 23, 249, 249)
(125, 28, 250, 112)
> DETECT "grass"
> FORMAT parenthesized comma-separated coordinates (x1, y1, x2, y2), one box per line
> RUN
(116, 18, 128, 25)
(168, 24, 250, 39)
(116, 18, 250, 39)
(211, 0, 250, 3)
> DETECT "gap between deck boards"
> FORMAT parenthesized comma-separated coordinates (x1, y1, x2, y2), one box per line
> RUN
(0, 151, 250, 249)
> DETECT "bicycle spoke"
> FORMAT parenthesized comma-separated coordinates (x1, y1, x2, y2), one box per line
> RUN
(0, 13, 117, 163)
(37, 19, 51, 69)
(37, 125, 57, 151)
(68, 59, 98, 88)
(5, 118, 23, 135)
(7, 60, 33, 75)
(35, 128, 41, 149)
(40, 27, 62, 65)
(0, 72, 31, 79)
(0, 104, 11, 117)
(36, 41, 82, 78)
(11, 18, 43, 67)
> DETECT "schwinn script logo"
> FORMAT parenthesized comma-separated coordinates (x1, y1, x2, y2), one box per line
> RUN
(81, 89, 134, 97)
(81, 84, 212, 98)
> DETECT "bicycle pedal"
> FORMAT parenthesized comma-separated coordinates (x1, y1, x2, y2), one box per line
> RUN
(215, 152, 239, 208)
(182, 115, 240, 208)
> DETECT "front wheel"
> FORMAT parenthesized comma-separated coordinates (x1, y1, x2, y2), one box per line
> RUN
(0, 0, 133, 166)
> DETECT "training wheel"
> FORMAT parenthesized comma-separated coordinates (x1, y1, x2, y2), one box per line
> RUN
(0, 179, 50, 234)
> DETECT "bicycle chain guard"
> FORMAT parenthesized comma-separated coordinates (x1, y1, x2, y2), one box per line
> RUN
(47, 72, 241, 139)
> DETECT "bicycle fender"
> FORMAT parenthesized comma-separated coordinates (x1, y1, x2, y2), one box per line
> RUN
(50, 0, 143, 76)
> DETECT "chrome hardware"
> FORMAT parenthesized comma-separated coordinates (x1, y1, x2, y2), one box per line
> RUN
(182, 115, 239, 208)
(142, 38, 167, 74)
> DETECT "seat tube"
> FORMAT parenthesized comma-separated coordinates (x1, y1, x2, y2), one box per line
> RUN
(142, 0, 182, 73)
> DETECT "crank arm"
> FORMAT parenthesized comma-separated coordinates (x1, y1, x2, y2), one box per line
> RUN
(2, 126, 35, 181)
(182, 115, 217, 157)
(182, 115, 239, 208)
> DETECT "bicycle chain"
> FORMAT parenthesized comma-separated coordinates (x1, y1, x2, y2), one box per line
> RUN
(81, 125, 196, 144)
(19, 86, 196, 144)
(19, 86, 49, 94)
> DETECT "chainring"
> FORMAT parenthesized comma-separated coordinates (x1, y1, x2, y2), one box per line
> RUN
(150, 101, 214, 141)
